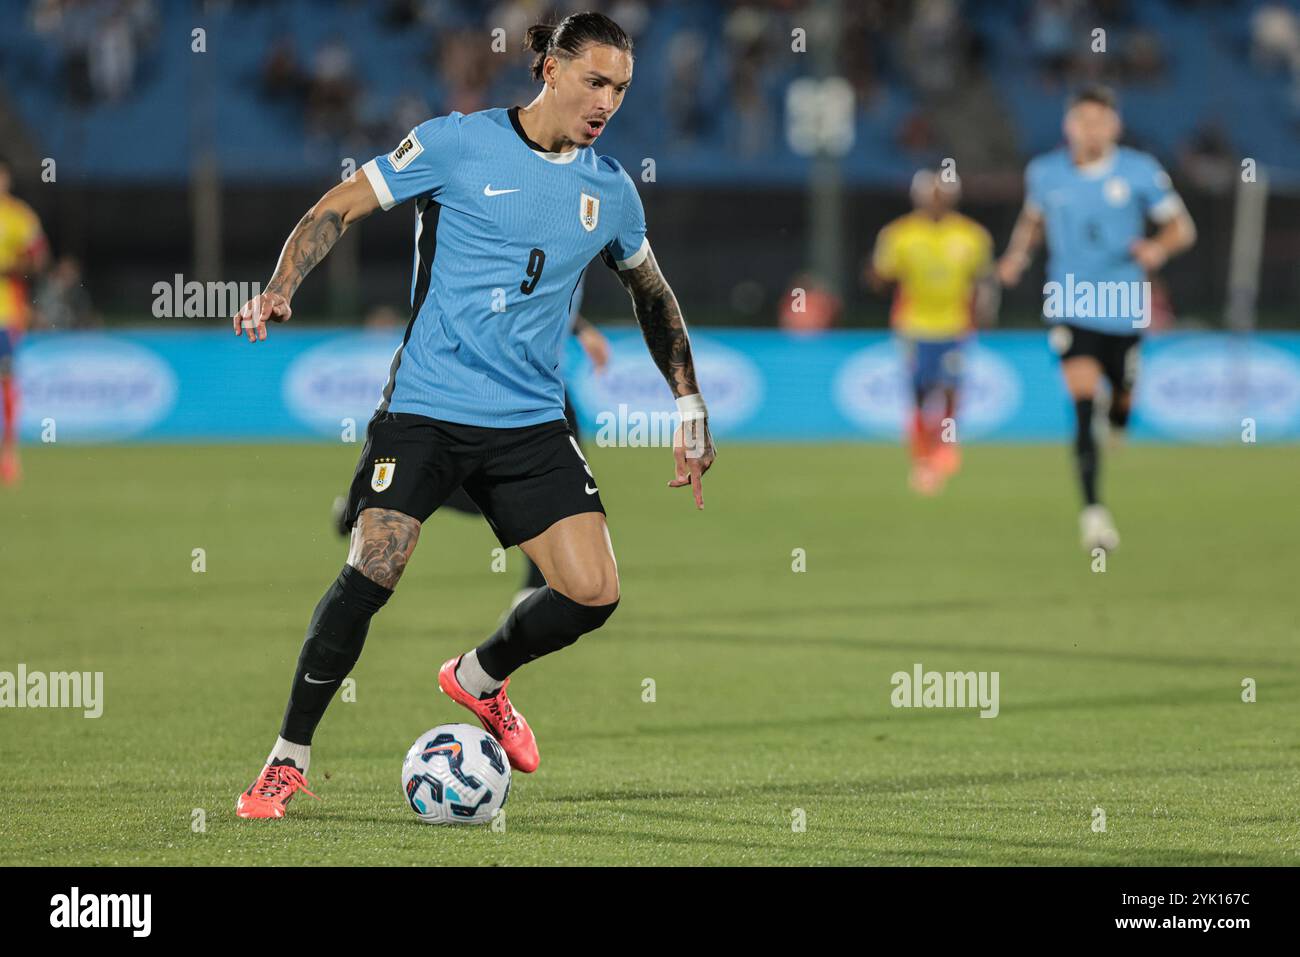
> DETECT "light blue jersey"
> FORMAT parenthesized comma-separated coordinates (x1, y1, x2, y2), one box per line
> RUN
(1026, 146, 1182, 334)
(361, 107, 648, 427)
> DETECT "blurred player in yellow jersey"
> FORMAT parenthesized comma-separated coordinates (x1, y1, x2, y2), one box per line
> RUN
(0, 157, 49, 484)
(868, 169, 994, 494)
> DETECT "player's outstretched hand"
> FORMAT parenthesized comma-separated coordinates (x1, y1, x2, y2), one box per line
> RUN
(577, 324, 611, 373)
(669, 418, 716, 510)
(1129, 239, 1169, 273)
(232, 291, 292, 343)
(995, 252, 1027, 288)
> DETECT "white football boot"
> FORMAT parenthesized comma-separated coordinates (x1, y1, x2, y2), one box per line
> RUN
(1080, 504, 1120, 552)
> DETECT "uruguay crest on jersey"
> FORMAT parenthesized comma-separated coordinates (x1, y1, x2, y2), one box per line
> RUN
(371, 457, 397, 492)
(580, 192, 600, 232)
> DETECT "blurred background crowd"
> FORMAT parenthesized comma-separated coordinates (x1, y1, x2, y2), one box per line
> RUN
(1, 0, 1297, 329)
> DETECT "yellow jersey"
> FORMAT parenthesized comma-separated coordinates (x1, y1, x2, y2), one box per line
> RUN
(0, 195, 45, 331)
(872, 211, 992, 341)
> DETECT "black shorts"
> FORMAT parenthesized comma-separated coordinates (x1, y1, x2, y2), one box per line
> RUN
(1048, 323, 1141, 393)
(343, 411, 605, 548)
(442, 392, 580, 518)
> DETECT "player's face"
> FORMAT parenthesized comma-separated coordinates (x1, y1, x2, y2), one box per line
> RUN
(928, 184, 957, 215)
(913, 180, 957, 216)
(1064, 102, 1120, 160)
(555, 44, 633, 145)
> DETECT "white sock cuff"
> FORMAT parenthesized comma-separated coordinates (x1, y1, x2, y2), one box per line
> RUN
(456, 650, 503, 698)
(268, 736, 311, 773)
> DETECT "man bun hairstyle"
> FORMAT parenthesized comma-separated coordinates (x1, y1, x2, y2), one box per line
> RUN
(524, 12, 633, 82)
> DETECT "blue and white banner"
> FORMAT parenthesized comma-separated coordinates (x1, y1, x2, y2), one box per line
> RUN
(14, 328, 1300, 443)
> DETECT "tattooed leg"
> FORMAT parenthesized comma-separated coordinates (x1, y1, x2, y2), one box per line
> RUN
(278, 508, 420, 745)
(347, 507, 422, 589)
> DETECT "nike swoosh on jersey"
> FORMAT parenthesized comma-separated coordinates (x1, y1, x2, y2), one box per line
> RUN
(483, 185, 521, 196)
(303, 674, 337, 685)
(585, 484, 598, 495)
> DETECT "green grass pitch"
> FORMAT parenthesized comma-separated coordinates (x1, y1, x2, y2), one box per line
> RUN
(1, 440, 1297, 865)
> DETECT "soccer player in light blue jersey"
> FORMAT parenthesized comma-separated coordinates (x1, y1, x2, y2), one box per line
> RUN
(998, 85, 1196, 552)
(230, 13, 716, 819)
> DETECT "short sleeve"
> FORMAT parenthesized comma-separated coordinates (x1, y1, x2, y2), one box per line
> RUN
(600, 168, 649, 270)
(872, 224, 899, 279)
(362, 114, 463, 211)
(1136, 155, 1183, 223)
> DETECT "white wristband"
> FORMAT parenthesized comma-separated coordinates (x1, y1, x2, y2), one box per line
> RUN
(675, 393, 708, 421)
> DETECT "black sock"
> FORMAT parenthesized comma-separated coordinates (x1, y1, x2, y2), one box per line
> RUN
(280, 565, 392, 745)
(1074, 398, 1099, 506)
(522, 556, 547, 591)
(1108, 391, 1131, 431)
(475, 586, 618, 680)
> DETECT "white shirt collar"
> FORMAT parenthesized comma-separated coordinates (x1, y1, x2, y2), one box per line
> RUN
(1074, 148, 1117, 178)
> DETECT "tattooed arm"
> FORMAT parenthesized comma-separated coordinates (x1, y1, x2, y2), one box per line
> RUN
(231, 174, 381, 342)
(614, 245, 698, 397)
(613, 244, 717, 508)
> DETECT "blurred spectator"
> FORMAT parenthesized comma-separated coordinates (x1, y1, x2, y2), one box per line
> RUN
(261, 33, 307, 103)
(724, 6, 776, 158)
(363, 304, 402, 330)
(779, 272, 842, 334)
(1030, 0, 1079, 86)
(32, 0, 157, 104)
(1123, 29, 1166, 83)
(1251, 3, 1300, 74)
(306, 37, 358, 139)
(897, 110, 937, 152)
(1145, 276, 1175, 333)
(435, 27, 497, 117)
(384, 0, 420, 30)
(391, 90, 433, 143)
(88, 7, 132, 100)
(1179, 119, 1238, 193)
(34, 257, 98, 331)
(904, 0, 963, 96)
(666, 29, 709, 146)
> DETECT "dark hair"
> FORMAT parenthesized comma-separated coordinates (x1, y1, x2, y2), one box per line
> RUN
(524, 12, 633, 82)
(1069, 84, 1118, 111)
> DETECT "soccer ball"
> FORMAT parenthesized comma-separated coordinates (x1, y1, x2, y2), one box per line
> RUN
(401, 723, 511, 825)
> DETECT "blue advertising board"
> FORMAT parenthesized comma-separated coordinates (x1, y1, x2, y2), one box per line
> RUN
(14, 328, 1300, 444)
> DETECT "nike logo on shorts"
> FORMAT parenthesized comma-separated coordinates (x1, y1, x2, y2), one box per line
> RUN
(585, 484, 598, 495)
(304, 674, 336, 685)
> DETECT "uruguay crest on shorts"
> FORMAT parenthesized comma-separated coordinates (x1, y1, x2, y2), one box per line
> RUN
(580, 192, 599, 232)
(371, 457, 397, 492)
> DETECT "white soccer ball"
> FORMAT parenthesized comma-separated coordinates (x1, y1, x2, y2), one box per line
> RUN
(401, 723, 511, 825)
